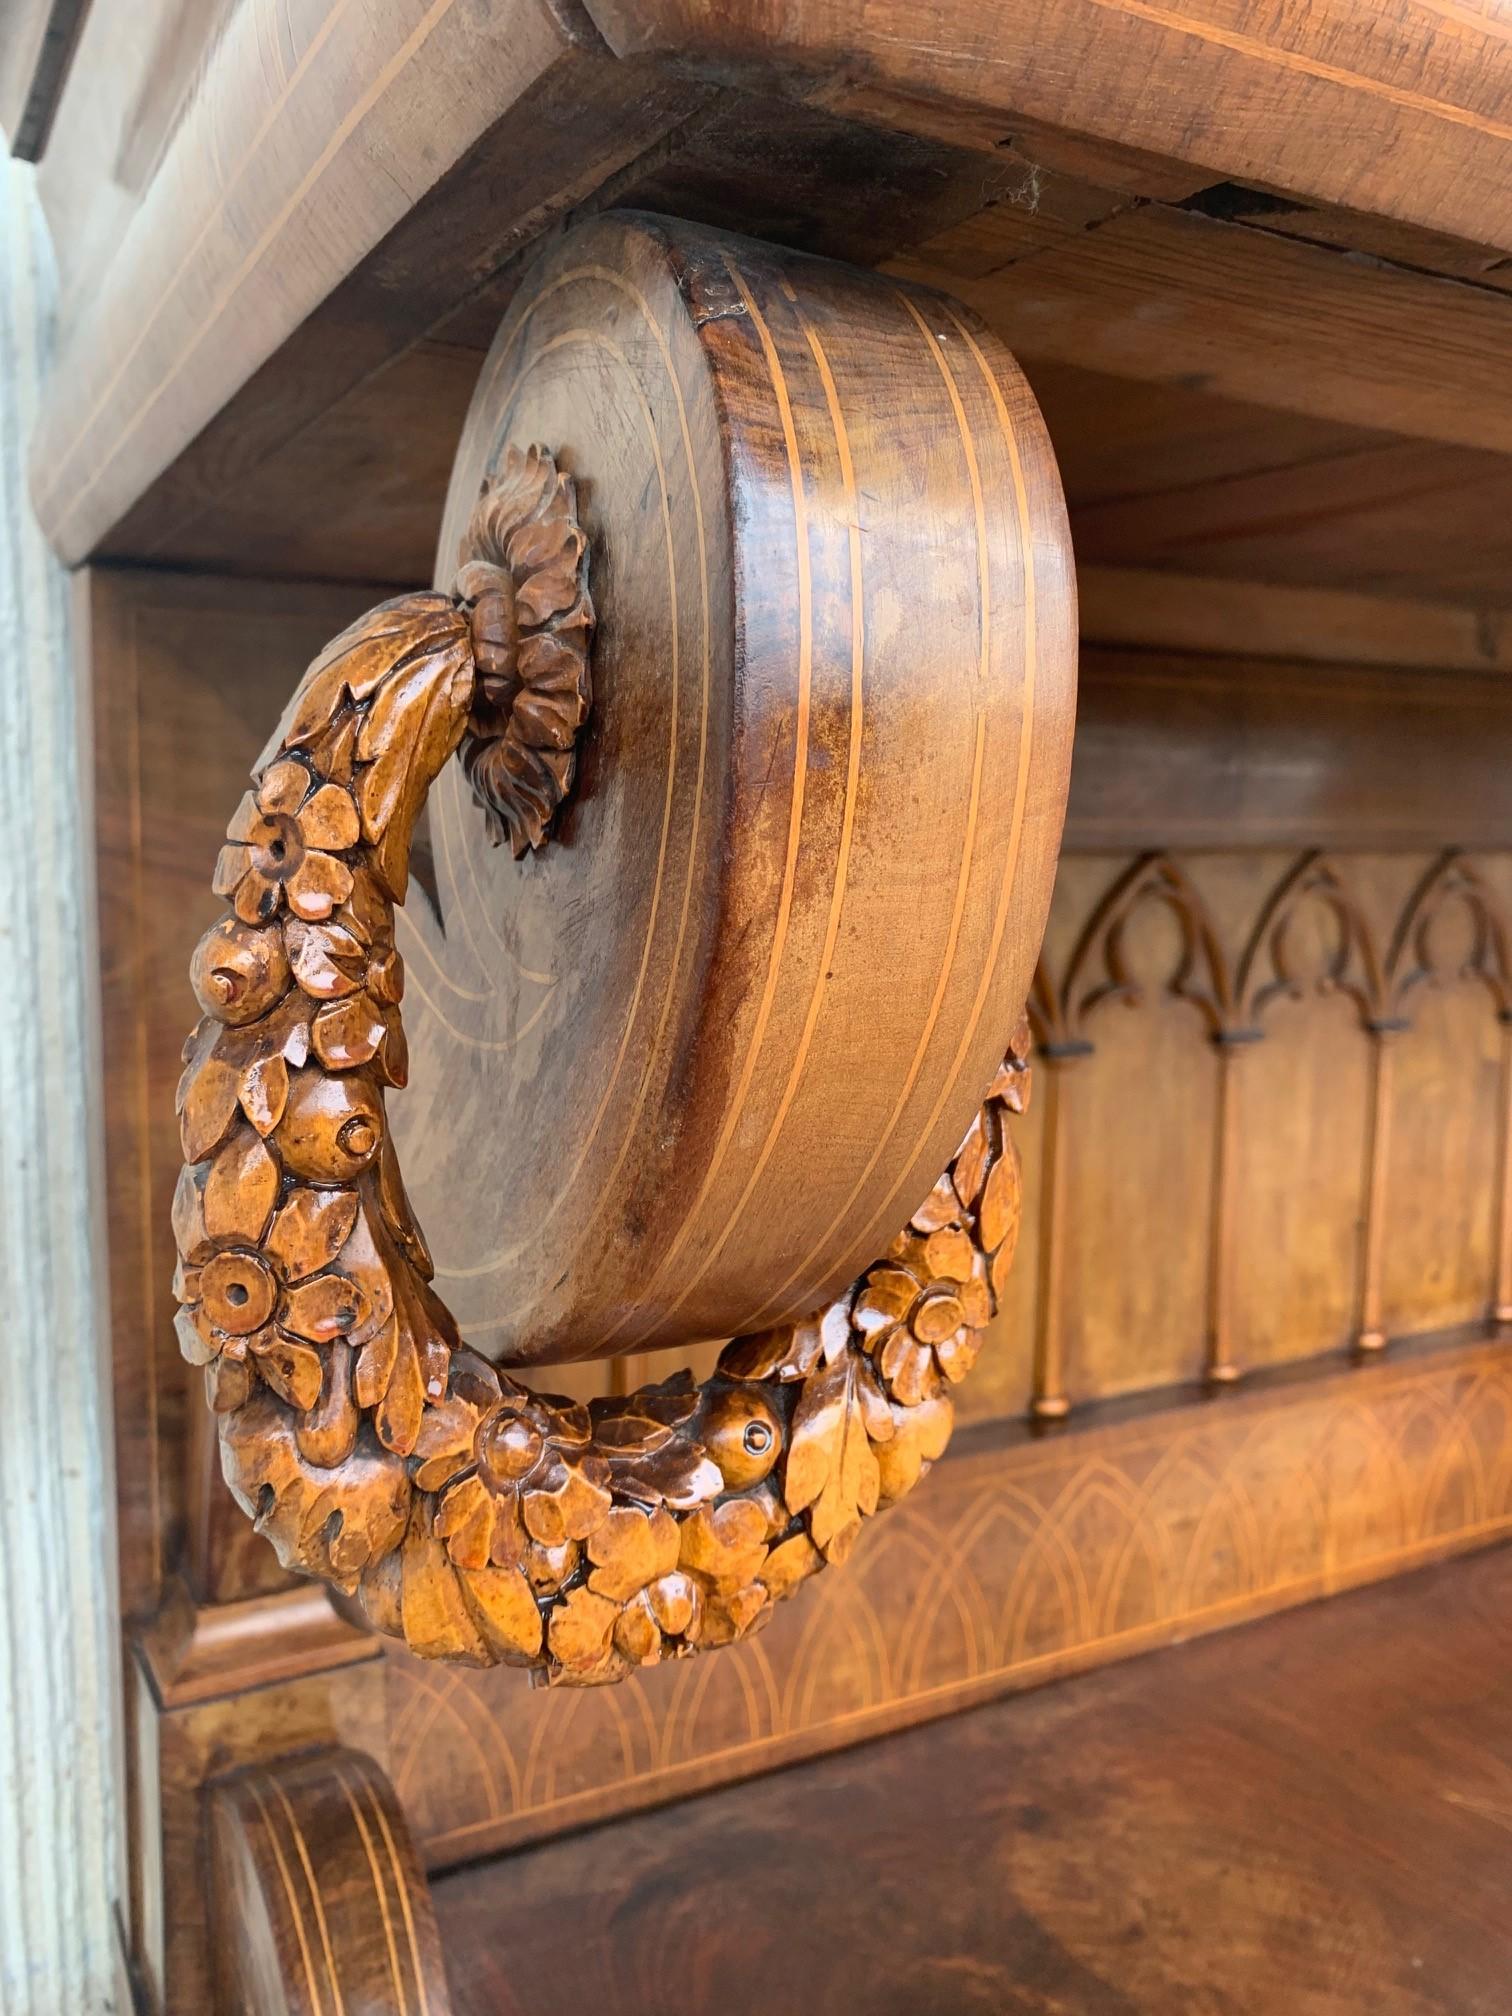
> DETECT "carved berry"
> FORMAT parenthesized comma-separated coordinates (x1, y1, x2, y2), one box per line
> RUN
(190, 918, 291, 1025)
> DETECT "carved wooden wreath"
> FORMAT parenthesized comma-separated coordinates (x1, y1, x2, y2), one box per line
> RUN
(173, 447, 1030, 1685)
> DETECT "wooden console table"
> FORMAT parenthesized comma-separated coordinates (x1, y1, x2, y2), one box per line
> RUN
(10, 1, 1512, 2008)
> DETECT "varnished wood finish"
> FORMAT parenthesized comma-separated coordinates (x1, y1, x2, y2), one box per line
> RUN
(90, 567, 380, 1620)
(209, 1748, 450, 2016)
(1077, 567, 1512, 679)
(432, 1541, 1512, 2015)
(173, 218, 1072, 1679)
(891, 199, 1512, 454)
(1065, 654, 1512, 853)
(408, 211, 1075, 1365)
(583, 0, 1512, 256)
(25, 0, 706, 566)
(393, 1335, 1512, 1868)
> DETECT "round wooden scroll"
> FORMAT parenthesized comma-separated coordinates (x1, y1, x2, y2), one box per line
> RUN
(398, 213, 1077, 1365)
(173, 215, 1076, 1681)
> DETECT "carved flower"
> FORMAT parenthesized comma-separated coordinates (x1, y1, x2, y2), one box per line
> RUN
(456, 445, 593, 858)
(851, 1226, 993, 1407)
(417, 1377, 613, 1582)
(172, 1138, 379, 1413)
(215, 759, 361, 925)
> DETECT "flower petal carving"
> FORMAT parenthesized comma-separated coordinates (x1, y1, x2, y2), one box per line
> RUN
(175, 467, 1032, 1687)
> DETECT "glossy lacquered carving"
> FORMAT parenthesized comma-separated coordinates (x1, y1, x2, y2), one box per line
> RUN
(174, 452, 1030, 1683)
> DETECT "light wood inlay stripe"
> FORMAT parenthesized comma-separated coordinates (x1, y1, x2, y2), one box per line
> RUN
(595, 252, 816, 1350)
(743, 286, 994, 1327)
(334, 1762, 409, 2016)
(271, 1780, 347, 2016)
(247, 1779, 326, 2016)
(638, 275, 869, 1325)
(1080, 0, 1512, 142)
(366, 1774, 433, 2016)
(850, 303, 1042, 1249)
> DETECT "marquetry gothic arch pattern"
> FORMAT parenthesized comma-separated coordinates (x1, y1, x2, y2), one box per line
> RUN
(388, 1343, 1512, 1870)
(1018, 848, 1512, 1420)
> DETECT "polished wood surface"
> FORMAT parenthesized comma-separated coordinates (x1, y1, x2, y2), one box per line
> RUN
(90, 567, 378, 1620)
(1077, 567, 1512, 679)
(891, 199, 1512, 455)
(209, 1748, 450, 2016)
(432, 1540, 1512, 2015)
(169, 213, 1072, 1682)
(392, 1333, 1512, 1869)
(42, 10, 1512, 1993)
(406, 212, 1076, 1365)
(20, 0, 1512, 625)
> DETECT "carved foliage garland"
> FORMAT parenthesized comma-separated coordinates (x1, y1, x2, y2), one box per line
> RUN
(174, 448, 1031, 1684)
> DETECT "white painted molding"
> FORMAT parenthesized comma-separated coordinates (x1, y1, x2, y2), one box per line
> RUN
(0, 150, 123, 2014)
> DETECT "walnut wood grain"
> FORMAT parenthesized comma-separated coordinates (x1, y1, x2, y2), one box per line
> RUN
(209, 1747, 450, 2016)
(409, 212, 1075, 1367)
(172, 217, 1075, 1682)
(583, 0, 1512, 256)
(431, 1543, 1512, 2016)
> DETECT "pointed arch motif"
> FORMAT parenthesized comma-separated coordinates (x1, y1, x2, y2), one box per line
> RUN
(1235, 851, 1387, 1031)
(1387, 850, 1512, 1019)
(1060, 852, 1236, 1042)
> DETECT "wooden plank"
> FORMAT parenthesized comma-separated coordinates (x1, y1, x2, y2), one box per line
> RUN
(889, 201, 1512, 454)
(1066, 431, 1512, 607)
(583, 0, 1512, 256)
(1065, 649, 1512, 850)
(26, 0, 707, 566)
(1078, 566, 1512, 676)
(387, 1332, 1512, 1870)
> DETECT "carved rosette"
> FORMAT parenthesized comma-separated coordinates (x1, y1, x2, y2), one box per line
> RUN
(455, 444, 593, 857)
(173, 449, 1032, 1685)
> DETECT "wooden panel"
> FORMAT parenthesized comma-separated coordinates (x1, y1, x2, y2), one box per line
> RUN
(892, 203, 1512, 455)
(1065, 652, 1512, 853)
(1067, 434, 1512, 607)
(433, 1542, 1512, 2016)
(1231, 990, 1372, 1367)
(90, 567, 377, 1616)
(1078, 566, 1512, 678)
(390, 1333, 1512, 1870)
(28, 0, 705, 566)
(1016, 846, 1512, 1410)
(582, 0, 1512, 256)
(1056, 942, 1220, 1406)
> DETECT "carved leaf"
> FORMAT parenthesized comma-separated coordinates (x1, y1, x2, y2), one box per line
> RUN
(263, 595, 468, 764)
(219, 1390, 410, 1591)
(265, 1186, 358, 1284)
(783, 1348, 884, 1558)
(204, 1127, 279, 1245)
(355, 638, 475, 899)
(586, 1505, 679, 1601)
(460, 1562, 543, 1664)
(547, 1586, 621, 1680)
(399, 1510, 490, 1665)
